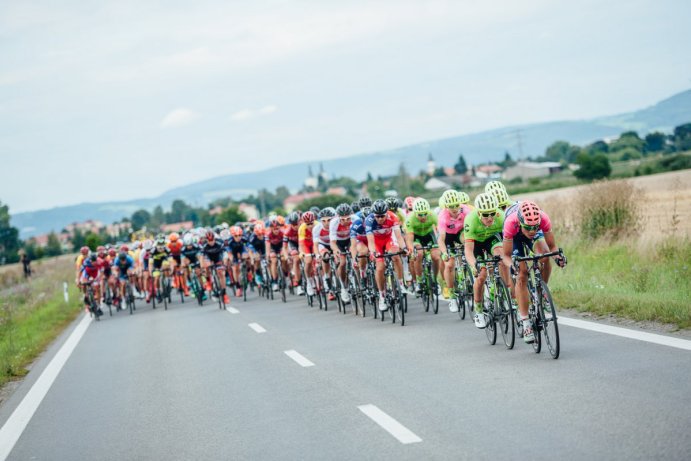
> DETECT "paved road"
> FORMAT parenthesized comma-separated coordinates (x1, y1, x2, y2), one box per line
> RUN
(1, 291, 690, 460)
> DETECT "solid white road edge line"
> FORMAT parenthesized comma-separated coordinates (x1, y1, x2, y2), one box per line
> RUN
(0, 313, 92, 461)
(559, 316, 691, 351)
(358, 404, 422, 444)
(227, 307, 239, 314)
(248, 323, 266, 333)
(284, 350, 315, 367)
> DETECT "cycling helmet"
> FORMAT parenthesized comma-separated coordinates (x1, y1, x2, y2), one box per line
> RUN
(438, 195, 446, 209)
(108, 249, 117, 257)
(97, 245, 105, 253)
(485, 180, 506, 194)
(287, 212, 300, 225)
(361, 206, 372, 217)
(412, 198, 431, 215)
(350, 202, 360, 213)
(492, 188, 512, 207)
(302, 211, 316, 224)
(143, 240, 153, 251)
(253, 222, 265, 234)
(458, 191, 470, 205)
(371, 200, 388, 215)
(80, 246, 90, 255)
(183, 233, 194, 246)
(474, 193, 499, 213)
(336, 203, 353, 217)
(88, 254, 97, 263)
(518, 201, 542, 226)
(205, 229, 216, 241)
(358, 196, 372, 208)
(118, 252, 127, 260)
(385, 196, 399, 211)
(276, 216, 285, 226)
(131, 241, 140, 250)
(404, 196, 415, 211)
(441, 190, 461, 208)
(155, 237, 166, 247)
(319, 207, 336, 219)
(221, 222, 229, 230)
(230, 226, 243, 237)
(220, 229, 231, 240)
(169, 232, 179, 242)
(310, 206, 320, 215)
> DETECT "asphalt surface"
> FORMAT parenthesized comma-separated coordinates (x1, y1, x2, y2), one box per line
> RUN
(1, 288, 690, 460)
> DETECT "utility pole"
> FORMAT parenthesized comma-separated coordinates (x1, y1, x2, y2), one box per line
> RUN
(515, 129, 525, 160)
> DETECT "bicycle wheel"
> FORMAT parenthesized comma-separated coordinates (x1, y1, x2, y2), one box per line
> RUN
(398, 293, 405, 326)
(539, 281, 560, 359)
(432, 279, 439, 314)
(280, 271, 287, 303)
(150, 278, 157, 309)
(497, 279, 515, 349)
(460, 265, 474, 320)
(105, 284, 113, 316)
(483, 285, 496, 345)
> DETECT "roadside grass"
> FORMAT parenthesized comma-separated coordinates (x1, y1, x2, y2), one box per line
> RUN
(0, 256, 81, 388)
(549, 238, 691, 329)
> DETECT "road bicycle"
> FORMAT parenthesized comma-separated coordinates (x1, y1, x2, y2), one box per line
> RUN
(476, 255, 514, 349)
(208, 264, 226, 310)
(513, 248, 566, 359)
(345, 252, 363, 316)
(124, 276, 136, 315)
(81, 280, 101, 321)
(417, 244, 439, 314)
(379, 251, 407, 326)
(448, 243, 474, 320)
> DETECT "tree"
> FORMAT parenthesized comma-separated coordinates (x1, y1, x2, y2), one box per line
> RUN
(454, 154, 468, 174)
(131, 209, 151, 230)
(673, 123, 691, 152)
(545, 141, 572, 161)
(573, 153, 611, 180)
(151, 206, 165, 227)
(586, 140, 609, 155)
(391, 163, 411, 196)
(44, 232, 62, 257)
(216, 206, 247, 225)
(433, 167, 446, 177)
(0, 200, 21, 264)
(610, 131, 644, 154)
(84, 232, 102, 251)
(644, 132, 666, 153)
(168, 200, 190, 223)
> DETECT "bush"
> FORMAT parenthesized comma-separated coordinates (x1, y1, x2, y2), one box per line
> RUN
(656, 154, 691, 172)
(574, 153, 611, 180)
(298, 194, 355, 211)
(576, 180, 642, 239)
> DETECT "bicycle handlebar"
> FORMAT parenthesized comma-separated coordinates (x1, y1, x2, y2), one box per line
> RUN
(512, 248, 564, 262)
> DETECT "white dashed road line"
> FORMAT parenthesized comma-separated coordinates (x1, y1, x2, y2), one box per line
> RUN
(0, 314, 92, 461)
(358, 404, 422, 444)
(226, 307, 239, 314)
(559, 316, 691, 351)
(284, 350, 315, 367)
(248, 323, 266, 333)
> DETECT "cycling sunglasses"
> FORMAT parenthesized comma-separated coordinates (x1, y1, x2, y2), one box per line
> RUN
(480, 211, 496, 218)
(521, 223, 540, 231)
(416, 212, 428, 218)
(446, 204, 460, 210)
(374, 214, 387, 219)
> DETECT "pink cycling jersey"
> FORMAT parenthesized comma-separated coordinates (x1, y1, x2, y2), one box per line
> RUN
(437, 205, 472, 235)
(503, 209, 552, 240)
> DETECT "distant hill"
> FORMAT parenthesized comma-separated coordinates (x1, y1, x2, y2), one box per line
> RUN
(12, 89, 691, 238)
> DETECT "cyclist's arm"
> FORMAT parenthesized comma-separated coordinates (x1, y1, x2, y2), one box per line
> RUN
(464, 239, 477, 269)
(543, 231, 557, 253)
(393, 226, 406, 251)
(367, 234, 376, 256)
(502, 238, 513, 268)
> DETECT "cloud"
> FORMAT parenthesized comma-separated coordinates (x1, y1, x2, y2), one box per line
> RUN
(230, 105, 278, 122)
(159, 108, 199, 128)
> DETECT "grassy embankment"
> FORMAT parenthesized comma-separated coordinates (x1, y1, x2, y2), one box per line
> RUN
(0, 255, 82, 388)
(532, 175, 691, 329)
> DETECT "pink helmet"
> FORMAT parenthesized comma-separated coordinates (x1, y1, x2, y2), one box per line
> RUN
(519, 201, 541, 226)
(404, 196, 415, 211)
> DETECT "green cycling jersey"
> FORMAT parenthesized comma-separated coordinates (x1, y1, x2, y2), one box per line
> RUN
(405, 212, 437, 236)
(463, 209, 505, 242)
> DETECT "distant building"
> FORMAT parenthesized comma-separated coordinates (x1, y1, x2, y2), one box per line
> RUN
(326, 186, 347, 196)
(283, 192, 322, 213)
(427, 153, 436, 176)
(502, 162, 563, 181)
(424, 177, 451, 191)
(238, 203, 259, 220)
(160, 221, 194, 233)
(209, 206, 223, 216)
(65, 220, 103, 235)
(475, 164, 503, 179)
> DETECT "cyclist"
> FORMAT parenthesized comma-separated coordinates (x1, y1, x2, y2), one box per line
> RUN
(167, 232, 189, 296)
(265, 218, 285, 292)
(225, 226, 249, 297)
(502, 200, 566, 343)
(148, 236, 171, 303)
(405, 198, 440, 295)
(247, 222, 266, 287)
(350, 205, 371, 278)
(485, 181, 514, 212)
(298, 211, 317, 296)
(463, 193, 508, 329)
(404, 196, 416, 215)
(365, 199, 409, 311)
(139, 240, 153, 301)
(313, 207, 336, 300)
(113, 250, 136, 305)
(330, 203, 354, 303)
(438, 189, 473, 312)
(201, 229, 230, 305)
(284, 212, 303, 294)
(181, 233, 205, 299)
(79, 254, 103, 316)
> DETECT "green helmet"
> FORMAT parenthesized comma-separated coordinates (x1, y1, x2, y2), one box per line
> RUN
(441, 189, 461, 208)
(438, 195, 446, 209)
(491, 188, 511, 207)
(474, 193, 498, 213)
(458, 191, 470, 205)
(485, 180, 506, 194)
(412, 198, 431, 214)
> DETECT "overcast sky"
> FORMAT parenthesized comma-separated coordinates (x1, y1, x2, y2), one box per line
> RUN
(1, 0, 690, 213)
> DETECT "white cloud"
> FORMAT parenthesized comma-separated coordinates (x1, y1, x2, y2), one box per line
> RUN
(230, 105, 278, 122)
(160, 108, 199, 128)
